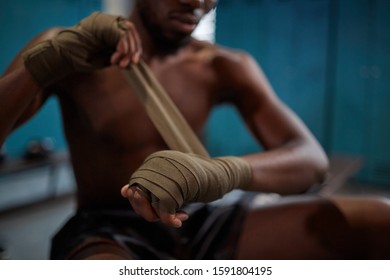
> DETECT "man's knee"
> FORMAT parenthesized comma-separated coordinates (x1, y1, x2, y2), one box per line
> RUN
(331, 196, 390, 227)
(65, 238, 133, 260)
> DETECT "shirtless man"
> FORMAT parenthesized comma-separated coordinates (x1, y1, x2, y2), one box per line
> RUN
(1, 0, 390, 259)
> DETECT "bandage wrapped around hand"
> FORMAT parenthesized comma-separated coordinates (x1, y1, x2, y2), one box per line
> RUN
(129, 150, 252, 214)
(23, 12, 128, 88)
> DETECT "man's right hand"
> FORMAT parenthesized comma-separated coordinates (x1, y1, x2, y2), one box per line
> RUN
(121, 184, 189, 228)
(22, 12, 142, 88)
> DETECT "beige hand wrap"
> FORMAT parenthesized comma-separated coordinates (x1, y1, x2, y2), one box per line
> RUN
(124, 60, 253, 215)
(23, 12, 128, 87)
(129, 150, 252, 214)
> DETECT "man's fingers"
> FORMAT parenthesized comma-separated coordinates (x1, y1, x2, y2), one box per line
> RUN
(121, 185, 188, 228)
(111, 34, 131, 67)
(128, 26, 142, 63)
(158, 211, 183, 228)
(120, 184, 130, 197)
(122, 185, 159, 222)
(176, 211, 189, 222)
(111, 24, 142, 66)
(156, 206, 189, 228)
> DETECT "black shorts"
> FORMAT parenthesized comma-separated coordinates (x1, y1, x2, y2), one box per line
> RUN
(50, 194, 253, 260)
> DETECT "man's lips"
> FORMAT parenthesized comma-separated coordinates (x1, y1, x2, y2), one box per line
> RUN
(169, 13, 201, 33)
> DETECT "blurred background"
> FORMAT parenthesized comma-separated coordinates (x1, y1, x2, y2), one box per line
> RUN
(0, 0, 389, 259)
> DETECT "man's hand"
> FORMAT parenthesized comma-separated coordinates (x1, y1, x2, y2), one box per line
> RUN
(111, 20, 142, 67)
(23, 12, 142, 88)
(122, 150, 252, 227)
(121, 184, 189, 228)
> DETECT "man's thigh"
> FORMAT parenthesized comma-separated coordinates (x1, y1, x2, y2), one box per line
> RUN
(235, 195, 367, 259)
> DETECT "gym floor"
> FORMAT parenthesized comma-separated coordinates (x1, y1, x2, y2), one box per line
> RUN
(0, 162, 389, 260)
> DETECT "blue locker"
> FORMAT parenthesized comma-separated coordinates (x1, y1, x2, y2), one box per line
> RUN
(331, 0, 390, 185)
(371, 0, 390, 184)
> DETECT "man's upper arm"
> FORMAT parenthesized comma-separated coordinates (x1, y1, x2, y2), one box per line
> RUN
(3, 28, 63, 75)
(1, 28, 63, 132)
(215, 50, 318, 150)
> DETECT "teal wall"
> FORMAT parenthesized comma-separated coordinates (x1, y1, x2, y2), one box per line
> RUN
(0, 0, 101, 157)
(208, 0, 390, 185)
(330, 0, 390, 185)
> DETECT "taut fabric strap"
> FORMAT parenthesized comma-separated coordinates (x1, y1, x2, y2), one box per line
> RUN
(123, 60, 209, 157)
(123, 61, 253, 214)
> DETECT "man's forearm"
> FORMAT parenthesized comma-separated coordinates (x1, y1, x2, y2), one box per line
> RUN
(0, 66, 42, 145)
(242, 139, 329, 195)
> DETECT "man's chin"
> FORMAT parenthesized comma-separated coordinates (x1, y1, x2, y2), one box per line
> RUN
(158, 33, 193, 51)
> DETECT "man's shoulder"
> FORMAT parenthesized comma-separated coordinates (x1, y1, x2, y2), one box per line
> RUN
(191, 39, 253, 67)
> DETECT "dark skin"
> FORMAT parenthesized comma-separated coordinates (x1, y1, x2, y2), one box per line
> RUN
(1, 0, 390, 259)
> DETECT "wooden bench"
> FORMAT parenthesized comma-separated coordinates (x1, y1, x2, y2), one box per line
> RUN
(0, 152, 70, 213)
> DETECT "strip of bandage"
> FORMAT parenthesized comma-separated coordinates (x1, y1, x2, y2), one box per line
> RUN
(123, 60, 209, 157)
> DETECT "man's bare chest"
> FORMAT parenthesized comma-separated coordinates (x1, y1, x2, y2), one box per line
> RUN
(60, 68, 213, 148)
